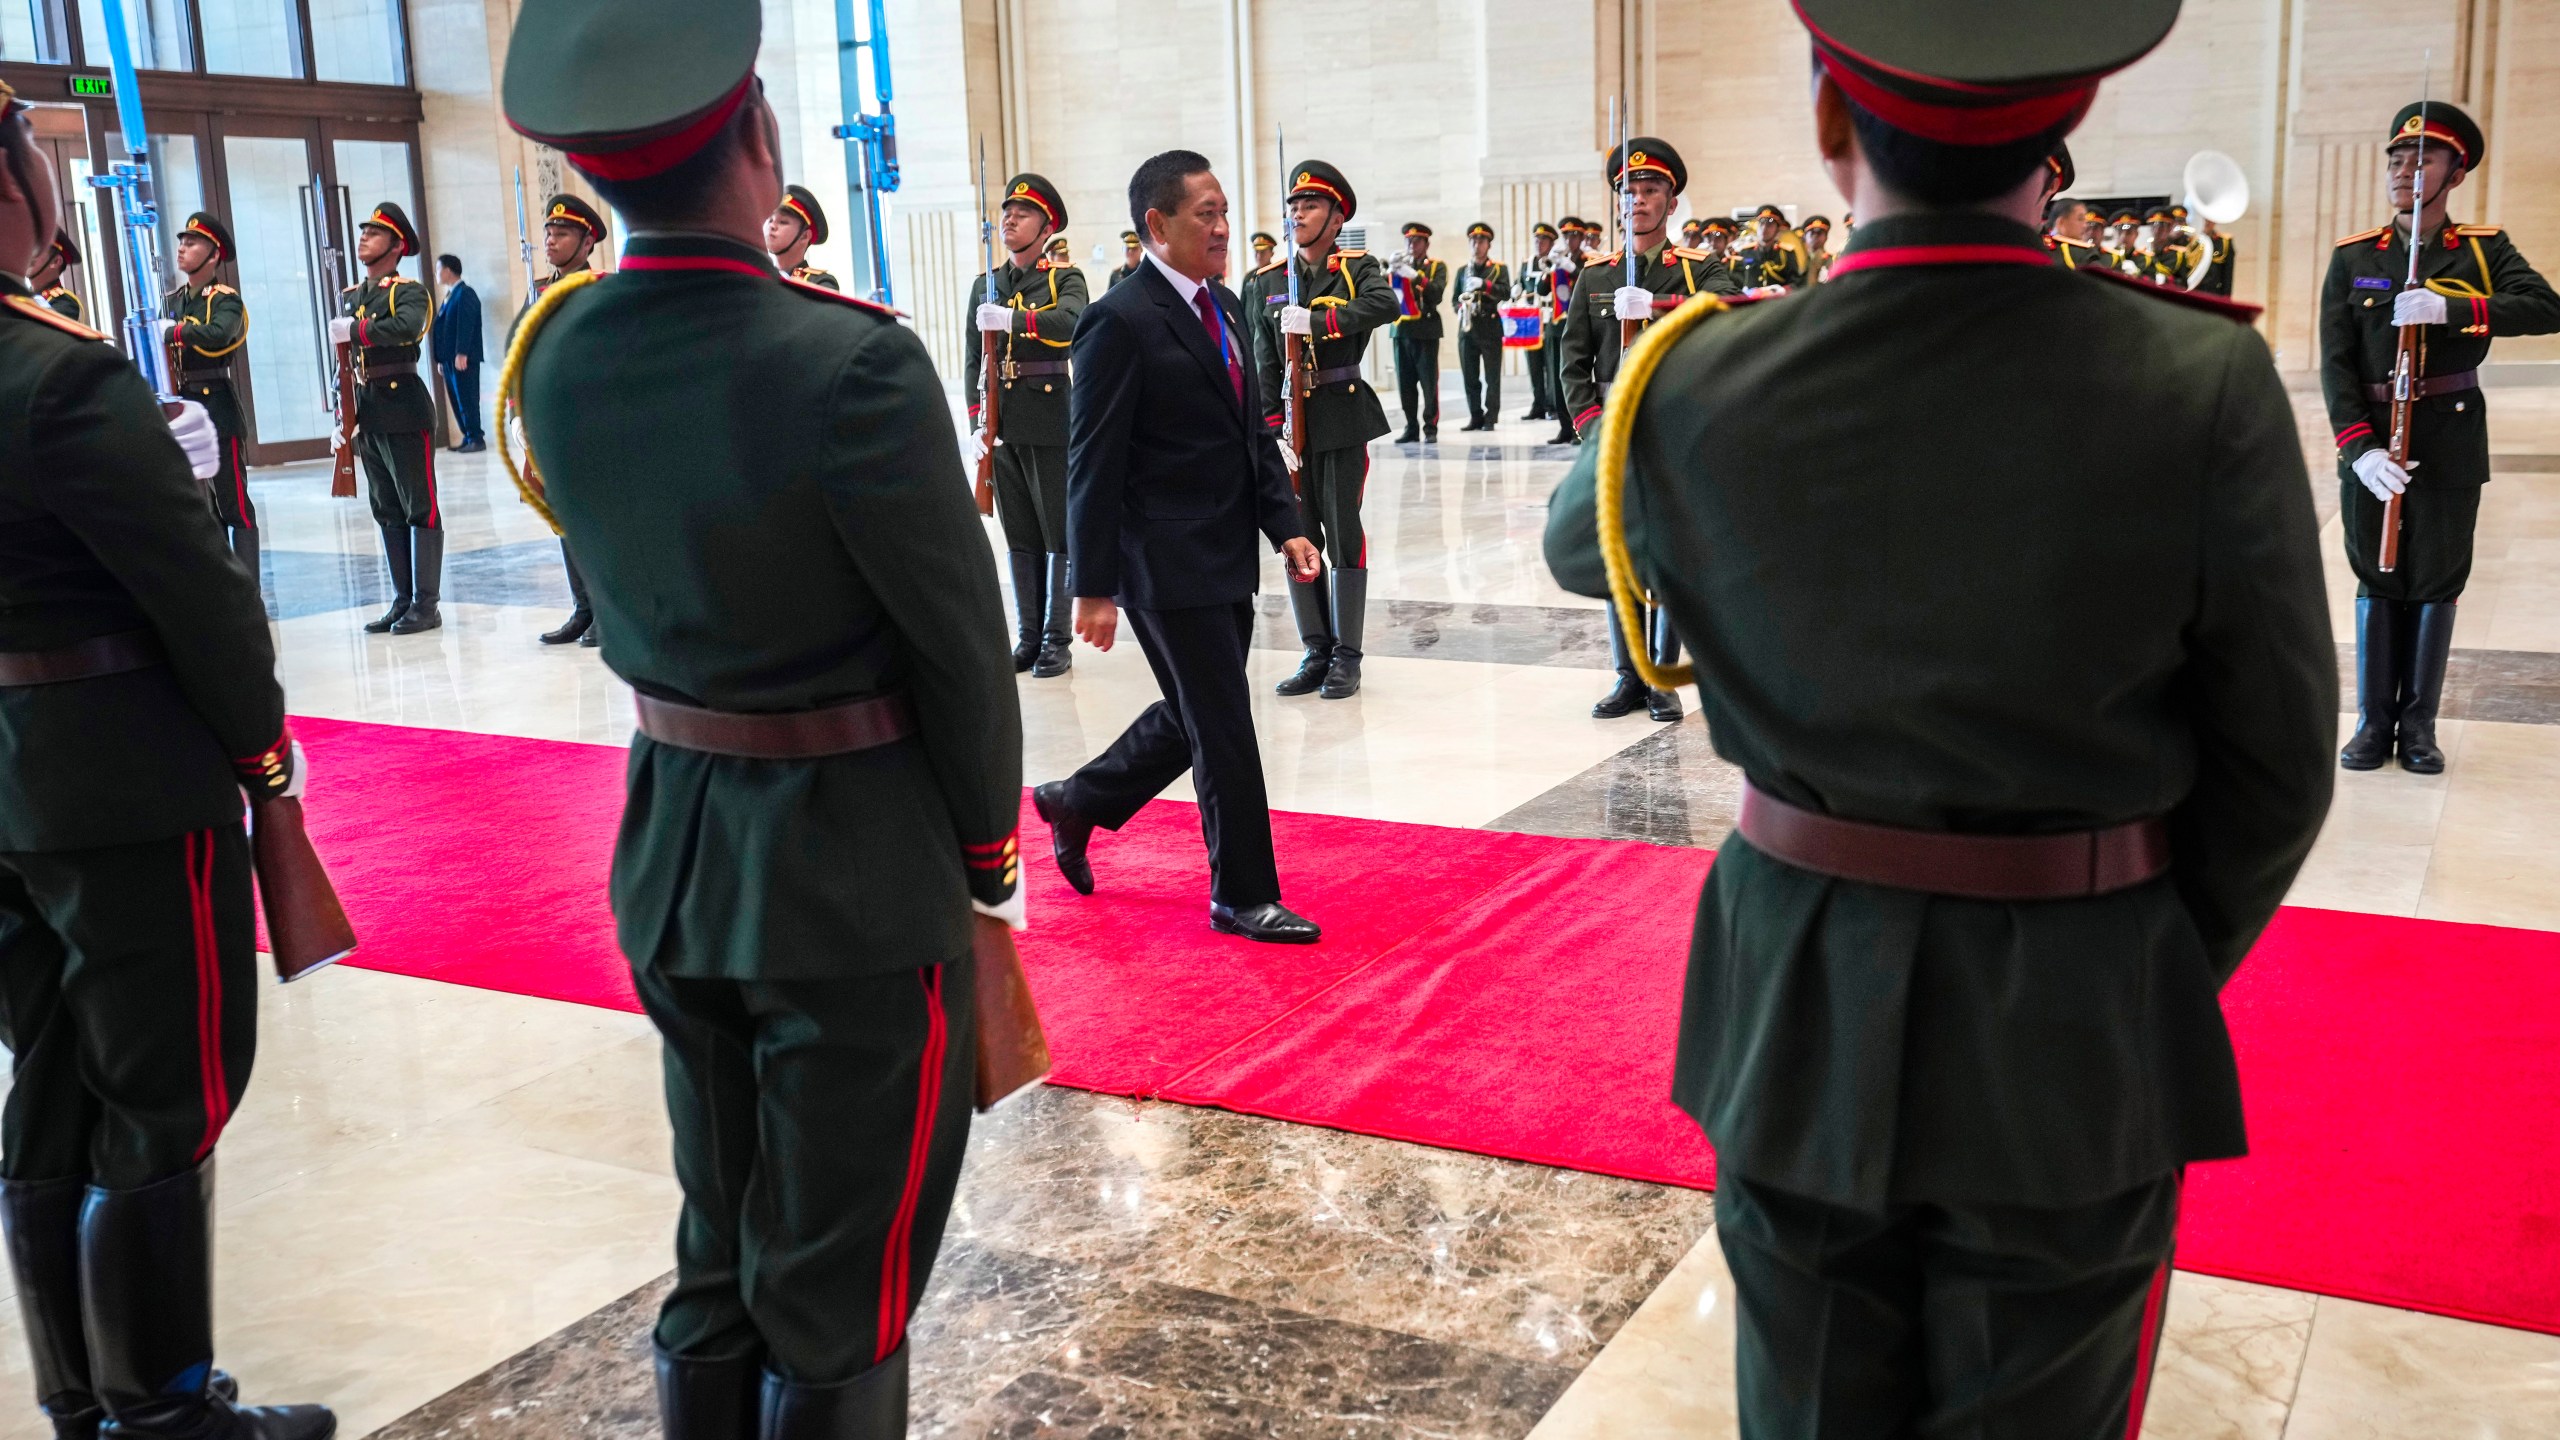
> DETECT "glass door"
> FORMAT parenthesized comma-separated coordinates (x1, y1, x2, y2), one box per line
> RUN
(212, 119, 333, 462)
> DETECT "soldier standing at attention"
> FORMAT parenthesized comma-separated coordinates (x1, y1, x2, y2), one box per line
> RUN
(1545, 217, 1591, 443)
(500, 2, 1025, 1433)
(1545, 0, 2336, 1430)
(1519, 221, 1561, 422)
(1244, 159, 1398, 699)
(334, 202, 439, 635)
(2138, 204, 2192, 286)
(1107, 229, 1142, 289)
(1797, 215, 1835, 283)
(1249, 230, 1277, 270)
(2325, 100, 2559, 774)
(523, 193, 608, 648)
(1695, 213, 1739, 270)
(1558, 135, 1736, 723)
(1731, 204, 1808, 293)
(2042, 145, 2112, 272)
(1679, 217, 1707, 251)
(964, 172, 1086, 679)
(2191, 217, 2236, 297)
(1453, 222, 1512, 432)
(165, 212, 258, 573)
(766, 184, 838, 290)
(0, 86, 335, 1440)
(1388, 221, 1447, 443)
(31, 233, 79, 319)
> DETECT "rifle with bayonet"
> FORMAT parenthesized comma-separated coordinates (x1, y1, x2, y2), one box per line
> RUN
(971, 138, 998, 518)
(2380, 58, 2435, 575)
(1615, 98, 1644, 351)
(1279, 125, 1310, 483)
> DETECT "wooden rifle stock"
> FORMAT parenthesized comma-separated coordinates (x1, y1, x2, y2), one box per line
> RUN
(1283, 331, 1311, 488)
(974, 330, 1000, 517)
(2379, 306, 2420, 574)
(329, 338, 360, 499)
(250, 796, 357, 982)
(971, 918, 1050, 1110)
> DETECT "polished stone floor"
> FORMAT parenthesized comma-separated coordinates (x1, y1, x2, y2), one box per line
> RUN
(5, 374, 2559, 1437)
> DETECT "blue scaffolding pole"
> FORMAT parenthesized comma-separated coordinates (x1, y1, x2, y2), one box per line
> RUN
(832, 0, 899, 304)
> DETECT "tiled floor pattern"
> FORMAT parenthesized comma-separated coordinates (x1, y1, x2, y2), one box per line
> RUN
(8, 379, 2559, 1437)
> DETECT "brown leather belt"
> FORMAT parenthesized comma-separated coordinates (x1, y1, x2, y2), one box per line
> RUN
(633, 691, 916, 760)
(1004, 360, 1070, 379)
(1310, 365, 1365, 385)
(0, 630, 165, 687)
(2364, 369, 2478, 403)
(1736, 782, 2170, 901)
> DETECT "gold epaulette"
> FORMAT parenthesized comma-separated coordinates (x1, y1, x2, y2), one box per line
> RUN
(208, 284, 238, 295)
(2455, 224, 2503, 237)
(1250, 258, 1285, 276)
(3, 293, 104, 339)
(1669, 245, 1711, 261)
(1336, 248, 1366, 258)
(1589, 249, 1624, 266)
(2335, 225, 2389, 248)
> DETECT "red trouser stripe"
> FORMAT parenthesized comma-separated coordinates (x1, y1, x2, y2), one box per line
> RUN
(876, 965, 948, 1362)
(184, 831, 231, 1161)
(1356, 450, 1371, 568)
(2124, 1171, 2182, 1439)
(421, 434, 440, 527)
(230, 437, 251, 526)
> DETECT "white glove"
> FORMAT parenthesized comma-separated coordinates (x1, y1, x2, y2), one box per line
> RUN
(1390, 257, 1415, 279)
(328, 316, 355, 344)
(1461, 274, 1483, 292)
(975, 302, 1013, 333)
(167, 399, 221, 479)
(1278, 304, 1312, 336)
(973, 892, 1027, 931)
(1277, 437, 1301, 473)
(2352, 449, 2410, 500)
(1613, 285, 1657, 322)
(156, 318, 179, 350)
(329, 427, 347, 455)
(2392, 289, 2447, 327)
(961, 429, 992, 467)
(281, 740, 309, 800)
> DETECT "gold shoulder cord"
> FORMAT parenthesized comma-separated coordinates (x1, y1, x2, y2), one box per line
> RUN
(495, 269, 603, 535)
(1594, 292, 1726, 691)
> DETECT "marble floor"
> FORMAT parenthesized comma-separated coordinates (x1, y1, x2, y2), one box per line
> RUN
(6, 372, 2559, 1438)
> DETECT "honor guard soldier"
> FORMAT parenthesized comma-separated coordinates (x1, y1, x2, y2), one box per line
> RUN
(2137, 204, 2192, 285)
(1107, 229, 1142, 289)
(1798, 215, 1836, 283)
(1731, 204, 1808, 293)
(2042, 144, 2112, 272)
(1388, 222, 1448, 443)
(1519, 220, 1562, 421)
(335, 202, 441, 635)
(1046, 234, 1072, 267)
(31, 232, 79, 319)
(499, 2, 1026, 1432)
(1544, 217, 1592, 443)
(165, 212, 258, 572)
(1453, 222, 1512, 431)
(1249, 230, 1277, 269)
(1679, 217, 1707, 250)
(1545, 0, 2337, 1432)
(963, 171, 1086, 678)
(2106, 206, 2142, 271)
(1558, 136, 1737, 722)
(1696, 213, 1739, 267)
(526, 193, 607, 647)
(767, 184, 838, 290)
(2191, 217, 2236, 297)
(2325, 99, 2560, 775)
(1244, 158, 1399, 699)
(0, 85, 335, 1440)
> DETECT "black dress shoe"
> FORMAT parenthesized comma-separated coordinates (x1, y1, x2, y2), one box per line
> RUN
(579, 626, 601, 649)
(1210, 902, 1320, 944)
(1396, 425, 1420, 445)
(1591, 675, 1649, 718)
(1032, 782, 1095, 896)
(540, 611, 592, 645)
(1423, 427, 1438, 444)
(456, 440, 487, 454)
(1274, 648, 1332, 696)
(1647, 687, 1684, 722)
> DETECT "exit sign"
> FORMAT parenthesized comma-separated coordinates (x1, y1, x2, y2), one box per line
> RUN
(68, 75, 113, 98)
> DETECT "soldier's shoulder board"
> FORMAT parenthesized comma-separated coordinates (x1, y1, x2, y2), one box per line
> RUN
(208, 284, 240, 296)
(1588, 249, 1624, 266)
(3, 293, 106, 340)
(2334, 225, 2389, 248)
(2454, 224, 2503, 238)
(1249, 258, 1286, 277)
(1336, 248, 1367, 259)
(1668, 245, 1713, 261)
(783, 275, 898, 319)
(2079, 263, 2263, 322)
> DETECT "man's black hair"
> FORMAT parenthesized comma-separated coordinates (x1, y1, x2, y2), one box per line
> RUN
(584, 97, 765, 231)
(1847, 100, 2078, 209)
(437, 254, 462, 274)
(1128, 149, 1214, 240)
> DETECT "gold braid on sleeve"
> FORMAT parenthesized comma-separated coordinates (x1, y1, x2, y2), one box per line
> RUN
(495, 270, 603, 536)
(1593, 291, 1725, 693)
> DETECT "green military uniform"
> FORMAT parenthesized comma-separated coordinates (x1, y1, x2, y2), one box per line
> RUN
(36, 235, 81, 321)
(963, 172, 1085, 678)
(2323, 100, 2560, 777)
(501, 5, 1023, 1430)
(1453, 222, 1512, 431)
(342, 201, 442, 635)
(1518, 222, 1563, 422)
(2191, 231, 2236, 296)
(1242, 159, 1399, 699)
(1560, 138, 1738, 723)
(1107, 231, 1141, 291)
(0, 265, 331, 1440)
(1540, 220, 1593, 443)
(2047, 234, 2113, 270)
(1546, 3, 2337, 1432)
(1388, 224, 1447, 442)
(2136, 207, 2193, 286)
(775, 184, 838, 290)
(166, 212, 257, 572)
(523, 193, 606, 649)
(1728, 206, 1809, 292)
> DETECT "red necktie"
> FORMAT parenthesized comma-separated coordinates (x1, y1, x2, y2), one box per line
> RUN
(1194, 288, 1243, 407)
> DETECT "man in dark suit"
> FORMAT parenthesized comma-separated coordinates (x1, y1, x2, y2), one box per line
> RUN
(432, 254, 486, 452)
(1033, 149, 1326, 945)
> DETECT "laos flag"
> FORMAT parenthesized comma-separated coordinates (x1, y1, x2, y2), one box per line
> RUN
(1500, 304, 1543, 350)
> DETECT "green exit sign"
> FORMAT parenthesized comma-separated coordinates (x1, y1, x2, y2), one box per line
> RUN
(68, 75, 113, 98)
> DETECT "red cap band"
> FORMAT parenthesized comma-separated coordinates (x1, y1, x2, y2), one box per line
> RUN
(1819, 51, 2094, 146)
(567, 76, 754, 183)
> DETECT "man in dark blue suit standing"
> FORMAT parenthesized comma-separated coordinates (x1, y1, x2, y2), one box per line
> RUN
(432, 254, 486, 451)
(1035, 149, 1326, 944)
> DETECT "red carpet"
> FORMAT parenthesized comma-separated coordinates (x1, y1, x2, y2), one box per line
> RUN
(292, 717, 2560, 1335)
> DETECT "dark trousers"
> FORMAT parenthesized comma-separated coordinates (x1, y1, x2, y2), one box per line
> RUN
(2340, 473, 2479, 603)
(1298, 447, 1369, 569)
(636, 958, 976, 1384)
(1061, 601, 1281, 907)
(440, 362, 483, 446)
(1394, 332, 1439, 432)
(1457, 329, 1501, 423)
(1526, 334, 1556, 417)
(360, 427, 441, 530)
(0, 828, 257, 1189)
(992, 441, 1068, 554)
(185, 380, 255, 533)
(1715, 1169, 2181, 1440)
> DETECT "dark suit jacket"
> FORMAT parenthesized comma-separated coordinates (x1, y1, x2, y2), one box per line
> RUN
(431, 280, 484, 366)
(1066, 259, 1301, 610)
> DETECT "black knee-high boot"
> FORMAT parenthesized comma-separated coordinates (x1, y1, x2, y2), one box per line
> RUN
(4, 1177, 99, 1440)
(1321, 567, 1367, 699)
(1276, 566, 1333, 696)
(657, 1348, 762, 1440)
(1646, 606, 1684, 722)
(1592, 606, 1648, 718)
(391, 529, 443, 634)
(1005, 551, 1041, 672)
(1033, 553, 1074, 678)
(542, 541, 592, 645)
(363, 526, 411, 633)
(2339, 597, 2401, 770)
(758, 1345, 906, 1440)
(2396, 602, 2456, 774)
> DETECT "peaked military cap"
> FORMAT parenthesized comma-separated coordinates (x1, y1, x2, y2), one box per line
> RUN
(1558, 216, 1589, 235)
(1286, 160, 1358, 220)
(1119, 230, 1140, 245)
(1609, 137, 1686, 194)
(1793, 0, 2178, 144)
(1401, 221, 1432, 239)
(1048, 235, 1072, 255)
(2046, 140, 2077, 192)
(46, 231, 78, 268)
(1001, 172, 1067, 231)
(1532, 221, 1559, 240)
(1466, 222, 1494, 241)
(2112, 207, 2141, 224)
(2387, 100, 2483, 173)
(178, 211, 234, 263)
(1250, 231, 1277, 247)
(2144, 203, 2176, 223)
(1680, 219, 1706, 237)
(359, 200, 420, 257)
(542, 193, 607, 242)
(502, 0, 761, 182)
(1701, 215, 1739, 235)
(1800, 215, 1834, 232)
(778, 185, 828, 245)
(1751, 203, 1787, 222)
